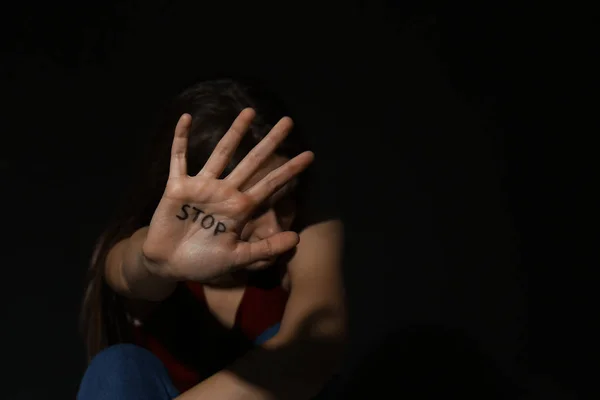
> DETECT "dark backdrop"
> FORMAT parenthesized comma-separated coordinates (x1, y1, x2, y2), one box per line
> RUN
(1, 2, 586, 399)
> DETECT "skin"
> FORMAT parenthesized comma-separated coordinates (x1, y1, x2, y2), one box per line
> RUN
(105, 109, 346, 399)
(176, 219, 346, 400)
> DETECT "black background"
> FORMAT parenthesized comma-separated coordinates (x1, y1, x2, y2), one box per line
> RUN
(1, 1, 589, 399)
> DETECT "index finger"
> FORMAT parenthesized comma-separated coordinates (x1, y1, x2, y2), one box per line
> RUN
(169, 113, 192, 178)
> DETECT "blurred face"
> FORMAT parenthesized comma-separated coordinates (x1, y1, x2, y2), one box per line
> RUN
(206, 154, 298, 287)
(239, 154, 298, 244)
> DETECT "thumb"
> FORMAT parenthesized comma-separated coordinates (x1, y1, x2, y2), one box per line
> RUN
(232, 231, 300, 267)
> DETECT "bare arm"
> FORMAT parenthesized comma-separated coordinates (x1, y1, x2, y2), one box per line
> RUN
(105, 227, 177, 302)
(176, 219, 347, 400)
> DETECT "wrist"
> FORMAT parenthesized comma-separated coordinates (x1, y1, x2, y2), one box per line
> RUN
(139, 249, 175, 282)
(138, 235, 180, 285)
(132, 250, 177, 301)
(119, 231, 178, 302)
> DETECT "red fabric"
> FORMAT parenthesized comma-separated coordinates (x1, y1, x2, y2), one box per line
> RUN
(236, 285, 289, 340)
(133, 326, 200, 391)
(133, 281, 288, 393)
(185, 281, 205, 301)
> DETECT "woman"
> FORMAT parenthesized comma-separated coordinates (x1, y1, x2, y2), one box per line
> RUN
(78, 79, 346, 400)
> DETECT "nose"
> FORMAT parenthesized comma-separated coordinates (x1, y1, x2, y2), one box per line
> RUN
(253, 208, 283, 239)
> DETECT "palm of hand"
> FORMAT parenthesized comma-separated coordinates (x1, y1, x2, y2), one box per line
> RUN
(145, 178, 255, 279)
(141, 109, 314, 282)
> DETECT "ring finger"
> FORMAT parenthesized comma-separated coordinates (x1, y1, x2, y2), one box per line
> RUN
(225, 116, 294, 188)
(245, 151, 315, 205)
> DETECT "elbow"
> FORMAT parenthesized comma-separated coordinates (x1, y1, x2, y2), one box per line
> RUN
(291, 336, 345, 400)
(287, 312, 347, 389)
(305, 303, 347, 352)
(229, 313, 346, 400)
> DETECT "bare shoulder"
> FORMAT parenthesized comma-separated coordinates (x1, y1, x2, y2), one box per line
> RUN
(281, 219, 344, 291)
(300, 219, 344, 237)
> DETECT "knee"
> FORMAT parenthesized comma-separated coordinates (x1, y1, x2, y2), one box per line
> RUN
(78, 344, 170, 399)
(87, 343, 160, 373)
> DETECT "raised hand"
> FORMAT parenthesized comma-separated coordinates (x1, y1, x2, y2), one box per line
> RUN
(142, 109, 314, 282)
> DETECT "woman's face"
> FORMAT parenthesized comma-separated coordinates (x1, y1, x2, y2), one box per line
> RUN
(239, 154, 298, 242)
(205, 154, 299, 286)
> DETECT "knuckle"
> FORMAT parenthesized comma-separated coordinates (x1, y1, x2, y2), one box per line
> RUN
(264, 174, 282, 191)
(264, 238, 274, 257)
(247, 149, 263, 163)
(165, 179, 186, 198)
(236, 196, 255, 215)
(216, 145, 232, 157)
(223, 195, 254, 217)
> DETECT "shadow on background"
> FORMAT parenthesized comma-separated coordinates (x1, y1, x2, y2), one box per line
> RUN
(4, 1, 589, 398)
(336, 325, 523, 399)
(224, 316, 521, 399)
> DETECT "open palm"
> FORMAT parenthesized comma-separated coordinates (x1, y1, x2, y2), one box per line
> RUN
(142, 109, 314, 282)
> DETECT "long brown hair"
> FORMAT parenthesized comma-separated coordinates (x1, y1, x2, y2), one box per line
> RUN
(80, 78, 307, 361)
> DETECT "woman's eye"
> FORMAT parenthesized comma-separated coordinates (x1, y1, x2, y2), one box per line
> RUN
(274, 197, 296, 216)
(251, 195, 296, 221)
(250, 205, 269, 219)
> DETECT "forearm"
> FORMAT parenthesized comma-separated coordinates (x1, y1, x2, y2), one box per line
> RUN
(105, 227, 177, 302)
(175, 331, 343, 400)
